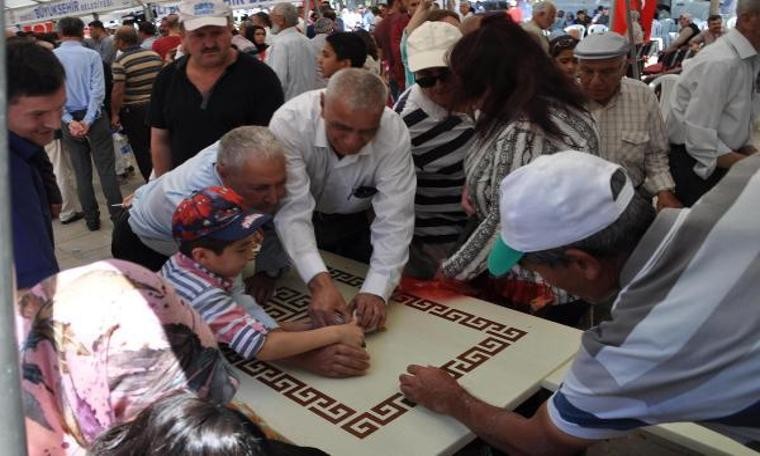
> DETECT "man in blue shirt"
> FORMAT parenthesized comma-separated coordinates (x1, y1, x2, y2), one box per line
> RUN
(54, 17, 123, 231)
(7, 41, 66, 289)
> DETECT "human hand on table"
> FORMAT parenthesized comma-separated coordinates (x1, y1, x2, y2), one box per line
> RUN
(349, 293, 386, 332)
(298, 343, 371, 378)
(399, 365, 465, 415)
(334, 316, 365, 348)
(308, 272, 351, 327)
(245, 272, 277, 304)
(655, 190, 682, 212)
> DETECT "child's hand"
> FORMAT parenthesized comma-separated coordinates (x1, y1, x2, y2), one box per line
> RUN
(337, 317, 365, 348)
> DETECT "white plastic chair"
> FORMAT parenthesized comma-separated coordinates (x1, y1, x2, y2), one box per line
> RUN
(649, 74, 679, 122)
(564, 24, 587, 39)
(587, 24, 609, 34)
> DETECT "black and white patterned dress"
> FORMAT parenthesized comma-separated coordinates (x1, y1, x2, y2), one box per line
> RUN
(441, 100, 600, 304)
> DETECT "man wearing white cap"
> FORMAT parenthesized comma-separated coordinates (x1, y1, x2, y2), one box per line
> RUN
(394, 22, 474, 278)
(575, 32, 681, 211)
(148, 0, 284, 176)
(400, 151, 760, 453)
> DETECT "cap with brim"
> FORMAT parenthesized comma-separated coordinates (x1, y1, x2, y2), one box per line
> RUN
(182, 16, 229, 31)
(488, 237, 523, 277)
(574, 31, 630, 60)
(407, 22, 462, 73)
(206, 211, 271, 241)
(178, 0, 231, 31)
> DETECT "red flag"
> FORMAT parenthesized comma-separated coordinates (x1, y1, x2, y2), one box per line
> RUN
(612, 0, 657, 41)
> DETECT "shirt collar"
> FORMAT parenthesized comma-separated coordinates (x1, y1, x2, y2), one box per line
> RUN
(174, 252, 233, 291)
(725, 28, 757, 60)
(59, 40, 83, 48)
(9, 131, 43, 161)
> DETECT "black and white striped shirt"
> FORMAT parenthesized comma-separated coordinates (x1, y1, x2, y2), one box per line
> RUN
(394, 85, 475, 244)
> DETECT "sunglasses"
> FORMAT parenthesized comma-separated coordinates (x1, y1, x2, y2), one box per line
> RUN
(415, 70, 452, 88)
(551, 37, 578, 54)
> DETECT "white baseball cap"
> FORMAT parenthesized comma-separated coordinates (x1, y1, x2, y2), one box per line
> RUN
(488, 151, 635, 276)
(178, 0, 231, 31)
(407, 21, 462, 73)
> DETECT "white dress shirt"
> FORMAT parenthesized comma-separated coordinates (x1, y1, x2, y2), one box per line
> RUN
(667, 29, 760, 179)
(270, 90, 416, 301)
(266, 27, 318, 101)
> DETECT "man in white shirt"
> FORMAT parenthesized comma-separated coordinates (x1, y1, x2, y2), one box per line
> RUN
(666, 0, 760, 206)
(267, 2, 318, 100)
(271, 69, 415, 331)
(522, 1, 556, 53)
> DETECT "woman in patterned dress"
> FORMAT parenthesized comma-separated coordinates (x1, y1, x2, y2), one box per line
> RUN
(439, 14, 600, 325)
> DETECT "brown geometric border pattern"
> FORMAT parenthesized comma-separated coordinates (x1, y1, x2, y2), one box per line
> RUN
(224, 267, 528, 439)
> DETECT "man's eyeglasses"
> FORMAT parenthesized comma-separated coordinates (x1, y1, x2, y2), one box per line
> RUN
(415, 70, 452, 88)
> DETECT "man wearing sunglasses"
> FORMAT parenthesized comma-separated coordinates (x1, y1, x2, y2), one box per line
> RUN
(394, 22, 474, 279)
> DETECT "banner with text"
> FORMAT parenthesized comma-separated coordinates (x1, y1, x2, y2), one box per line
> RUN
(7, 0, 284, 26)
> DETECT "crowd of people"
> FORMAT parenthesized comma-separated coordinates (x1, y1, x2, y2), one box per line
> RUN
(7, 0, 760, 454)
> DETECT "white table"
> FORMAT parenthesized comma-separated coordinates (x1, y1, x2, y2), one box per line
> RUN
(228, 252, 582, 455)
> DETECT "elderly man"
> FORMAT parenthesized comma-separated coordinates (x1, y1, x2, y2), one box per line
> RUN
(267, 2, 318, 100)
(663, 12, 701, 53)
(113, 126, 370, 378)
(522, 1, 556, 53)
(8, 41, 65, 290)
(86, 20, 116, 65)
(458, 1, 474, 20)
(400, 151, 760, 454)
(113, 126, 286, 295)
(575, 32, 681, 210)
(111, 26, 163, 181)
(271, 69, 415, 331)
(394, 22, 474, 279)
(689, 14, 724, 50)
(667, 0, 760, 206)
(149, 0, 284, 176)
(54, 17, 122, 232)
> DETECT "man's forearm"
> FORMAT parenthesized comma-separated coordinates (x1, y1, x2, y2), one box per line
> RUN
(150, 129, 172, 176)
(716, 151, 746, 169)
(111, 83, 125, 119)
(448, 395, 581, 456)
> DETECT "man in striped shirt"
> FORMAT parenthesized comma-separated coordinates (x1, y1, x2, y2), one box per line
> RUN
(400, 151, 760, 453)
(394, 21, 474, 279)
(111, 26, 163, 181)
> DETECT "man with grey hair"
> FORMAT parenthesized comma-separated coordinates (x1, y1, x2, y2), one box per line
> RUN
(663, 12, 700, 53)
(666, 0, 760, 206)
(575, 32, 681, 210)
(401, 151, 760, 453)
(114, 126, 372, 378)
(271, 68, 415, 332)
(149, 0, 284, 175)
(267, 2, 318, 100)
(522, 1, 556, 53)
(112, 126, 288, 296)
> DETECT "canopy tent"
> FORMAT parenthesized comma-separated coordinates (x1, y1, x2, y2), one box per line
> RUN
(5, 0, 281, 27)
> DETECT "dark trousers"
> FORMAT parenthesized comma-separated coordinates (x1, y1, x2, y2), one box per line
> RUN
(120, 102, 152, 181)
(312, 211, 372, 264)
(669, 144, 727, 207)
(62, 113, 123, 223)
(111, 209, 169, 271)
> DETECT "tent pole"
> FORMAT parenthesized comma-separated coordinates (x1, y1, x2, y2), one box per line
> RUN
(0, 18, 31, 456)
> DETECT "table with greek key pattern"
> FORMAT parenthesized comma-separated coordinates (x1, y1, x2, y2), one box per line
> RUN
(228, 252, 582, 455)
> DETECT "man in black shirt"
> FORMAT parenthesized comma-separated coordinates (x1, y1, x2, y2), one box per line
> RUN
(149, 0, 284, 176)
